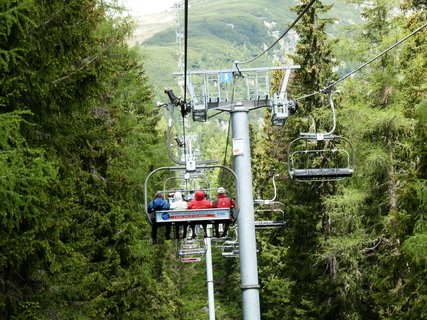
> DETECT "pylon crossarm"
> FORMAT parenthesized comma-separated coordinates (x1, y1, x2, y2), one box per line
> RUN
(173, 65, 300, 120)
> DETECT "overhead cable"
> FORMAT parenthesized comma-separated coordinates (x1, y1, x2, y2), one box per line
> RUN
(296, 21, 427, 101)
(183, 0, 189, 105)
(236, 0, 316, 66)
(208, 110, 226, 119)
(182, 0, 189, 162)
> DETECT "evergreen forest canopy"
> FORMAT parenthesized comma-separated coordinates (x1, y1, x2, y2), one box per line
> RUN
(0, 0, 426, 320)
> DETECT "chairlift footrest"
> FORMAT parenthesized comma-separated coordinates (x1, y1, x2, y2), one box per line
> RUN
(291, 168, 353, 179)
(254, 220, 286, 228)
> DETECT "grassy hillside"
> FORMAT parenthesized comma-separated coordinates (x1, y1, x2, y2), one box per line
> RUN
(135, 0, 360, 101)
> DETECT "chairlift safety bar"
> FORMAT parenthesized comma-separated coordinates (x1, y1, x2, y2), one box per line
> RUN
(155, 208, 231, 224)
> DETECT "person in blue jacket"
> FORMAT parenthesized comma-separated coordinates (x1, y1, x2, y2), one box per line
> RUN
(148, 192, 170, 243)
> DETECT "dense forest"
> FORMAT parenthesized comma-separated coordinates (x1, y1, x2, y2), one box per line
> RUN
(1, 0, 426, 320)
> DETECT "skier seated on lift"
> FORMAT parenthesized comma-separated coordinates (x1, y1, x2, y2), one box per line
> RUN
(212, 187, 235, 238)
(188, 190, 211, 238)
(148, 192, 170, 243)
(170, 191, 188, 239)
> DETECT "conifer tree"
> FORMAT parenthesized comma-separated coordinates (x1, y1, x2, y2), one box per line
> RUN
(0, 1, 172, 317)
(323, 0, 426, 318)
(253, 1, 339, 319)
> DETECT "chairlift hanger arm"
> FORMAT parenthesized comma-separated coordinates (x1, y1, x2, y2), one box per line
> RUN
(255, 173, 280, 204)
(163, 102, 219, 166)
(300, 89, 337, 137)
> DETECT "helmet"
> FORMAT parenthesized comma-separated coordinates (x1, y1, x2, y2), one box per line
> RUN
(217, 187, 226, 194)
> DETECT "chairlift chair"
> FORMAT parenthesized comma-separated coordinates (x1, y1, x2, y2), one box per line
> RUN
(192, 102, 208, 122)
(221, 240, 240, 258)
(287, 90, 355, 182)
(288, 134, 354, 182)
(178, 239, 206, 256)
(271, 68, 297, 126)
(254, 203, 286, 229)
(220, 239, 259, 257)
(178, 239, 205, 263)
(144, 165, 239, 242)
(271, 100, 289, 126)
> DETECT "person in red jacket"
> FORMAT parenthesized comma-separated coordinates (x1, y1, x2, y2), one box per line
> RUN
(188, 190, 211, 238)
(212, 187, 235, 237)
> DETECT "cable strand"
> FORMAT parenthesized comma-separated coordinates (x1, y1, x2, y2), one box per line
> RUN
(182, 0, 189, 162)
(296, 21, 427, 101)
(237, 0, 316, 66)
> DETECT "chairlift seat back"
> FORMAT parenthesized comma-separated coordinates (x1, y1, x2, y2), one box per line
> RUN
(288, 135, 355, 182)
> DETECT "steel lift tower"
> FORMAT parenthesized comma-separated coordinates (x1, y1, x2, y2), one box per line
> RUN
(178, 64, 299, 319)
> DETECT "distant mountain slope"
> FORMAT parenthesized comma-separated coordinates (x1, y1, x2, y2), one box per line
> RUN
(128, 10, 175, 46)
(133, 0, 361, 100)
(136, 0, 360, 47)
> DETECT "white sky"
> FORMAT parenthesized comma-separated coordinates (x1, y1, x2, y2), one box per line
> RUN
(123, 0, 177, 16)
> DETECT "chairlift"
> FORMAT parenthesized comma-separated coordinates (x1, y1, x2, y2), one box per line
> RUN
(178, 239, 206, 256)
(178, 239, 205, 263)
(287, 90, 354, 182)
(192, 102, 208, 122)
(220, 237, 259, 258)
(144, 164, 239, 242)
(288, 135, 354, 181)
(254, 204, 286, 229)
(271, 68, 298, 126)
(221, 240, 240, 258)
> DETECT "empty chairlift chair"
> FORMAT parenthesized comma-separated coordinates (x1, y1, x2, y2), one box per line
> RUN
(254, 200, 286, 229)
(288, 134, 354, 182)
(221, 240, 240, 258)
(178, 239, 205, 263)
(287, 90, 355, 182)
(254, 174, 286, 229)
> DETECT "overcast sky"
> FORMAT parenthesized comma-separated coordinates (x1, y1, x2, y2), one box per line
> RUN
(122, 0, 177, 15)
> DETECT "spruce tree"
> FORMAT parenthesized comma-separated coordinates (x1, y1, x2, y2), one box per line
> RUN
(253, 1, 339, 319)
(0, 1, 172, 317)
